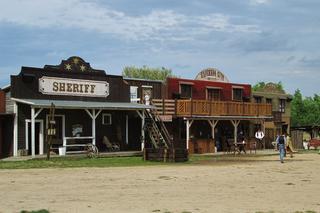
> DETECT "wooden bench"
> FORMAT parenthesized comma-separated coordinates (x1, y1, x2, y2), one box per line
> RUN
(308, 139, 320, 149)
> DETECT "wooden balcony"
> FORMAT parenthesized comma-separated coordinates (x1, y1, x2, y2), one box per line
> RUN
(152, 99, 272, 117)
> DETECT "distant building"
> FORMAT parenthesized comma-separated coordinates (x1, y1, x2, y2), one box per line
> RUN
(251, 83, 292, 148)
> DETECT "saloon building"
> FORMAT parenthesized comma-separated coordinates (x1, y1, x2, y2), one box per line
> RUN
(151, 68, 273, 153)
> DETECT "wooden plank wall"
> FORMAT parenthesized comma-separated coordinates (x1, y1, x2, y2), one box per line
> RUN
(0, 90, 5, 113)
(5, 91, 14, 113)
(290, 130, 304, 149)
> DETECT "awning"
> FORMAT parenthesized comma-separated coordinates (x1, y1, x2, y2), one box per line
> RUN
(11, 98, 154, 110)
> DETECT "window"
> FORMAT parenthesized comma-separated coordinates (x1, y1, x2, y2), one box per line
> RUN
(102, 114, 112, 125)
(266, 98, 272, 104)
(232, 88, 243, 101)
(180, 84, 192, 99)
(130, 86, 138, 102)
(207, 88, 221, 101)
(254, 96, 262, 103)
(279, 99, 286, 113)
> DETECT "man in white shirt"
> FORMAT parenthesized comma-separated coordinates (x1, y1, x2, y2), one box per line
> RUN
(255, 129, 265, 149)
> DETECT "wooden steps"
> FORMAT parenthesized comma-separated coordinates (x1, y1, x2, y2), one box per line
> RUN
(143, 148, 188, 162)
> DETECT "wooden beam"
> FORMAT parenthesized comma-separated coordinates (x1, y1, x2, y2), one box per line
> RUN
(136, 110, 143, 119)
(34, 108, 43, 119)
(85, 109, 93, 119)
(95, 109, 102, 119)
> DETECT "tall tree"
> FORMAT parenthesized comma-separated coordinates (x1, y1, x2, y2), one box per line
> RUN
(122, 65, 175, 81)
(291, 89, 320, 126)
(291, 89, 304, 126)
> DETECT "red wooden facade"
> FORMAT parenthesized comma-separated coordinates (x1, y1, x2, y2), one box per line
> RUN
(166, 77, 251, 101)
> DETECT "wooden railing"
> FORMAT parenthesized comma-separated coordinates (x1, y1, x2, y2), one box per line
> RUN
(152, 99, 176, 115)
(152, 99, 272, 117)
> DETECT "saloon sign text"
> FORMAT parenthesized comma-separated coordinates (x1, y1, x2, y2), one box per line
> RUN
(39, 76, 109, 97)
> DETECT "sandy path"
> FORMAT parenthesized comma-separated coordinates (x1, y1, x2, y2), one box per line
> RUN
(0, 153, 319, 213)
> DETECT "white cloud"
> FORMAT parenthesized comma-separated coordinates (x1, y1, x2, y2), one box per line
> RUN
(0, 0, 260, 41)
(250, 0, 270, 5)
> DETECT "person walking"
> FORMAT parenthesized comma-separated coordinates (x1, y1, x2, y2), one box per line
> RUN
(276, 131, 287, 163)
(285, 132, 294, 158)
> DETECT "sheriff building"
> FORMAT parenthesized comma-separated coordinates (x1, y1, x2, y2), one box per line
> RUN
(0, 57, 156, 157)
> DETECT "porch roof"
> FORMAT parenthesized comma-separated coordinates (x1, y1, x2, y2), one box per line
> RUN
(11, 98, 154, 110)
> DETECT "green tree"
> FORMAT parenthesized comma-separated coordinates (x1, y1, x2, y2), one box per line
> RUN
(291, 89, 320, 126)
(122, 65, 175, 81)
(291, 89, 305, 126)
(252, 82, 266, 91)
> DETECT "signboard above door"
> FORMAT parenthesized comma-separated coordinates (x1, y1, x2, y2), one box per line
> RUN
(195, 68, 229, 83)
(39, 76, 109, 97)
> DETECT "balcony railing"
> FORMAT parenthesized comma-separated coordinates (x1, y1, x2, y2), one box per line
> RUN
(152, 99, 272, 117)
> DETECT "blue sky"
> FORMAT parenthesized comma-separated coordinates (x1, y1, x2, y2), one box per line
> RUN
(0, 0, 319, 96)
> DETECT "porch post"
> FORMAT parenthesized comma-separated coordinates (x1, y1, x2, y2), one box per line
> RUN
(136, 110, 145, 151)
(13, 102, 18, 157)
(92, 109, 96, 145)
(126, 115, 129, 144)
(186, 119, 194, 150)
(141, 111, 145, 151)
(231, 120, 240, 144)
(31, 107, 35, 157)
(186, 120, 190, 150)
(208, 120, 219, 139)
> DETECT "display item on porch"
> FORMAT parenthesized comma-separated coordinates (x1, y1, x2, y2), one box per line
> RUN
(255, 129, 265, 149)
(103, 136, 120, 152)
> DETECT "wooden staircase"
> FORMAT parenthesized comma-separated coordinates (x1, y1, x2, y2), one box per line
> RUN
(143, 109, 188, 162)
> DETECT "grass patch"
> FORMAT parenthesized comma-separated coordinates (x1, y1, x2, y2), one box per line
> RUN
(0, 151, 297, 170)
(0, 156, 166, 169)
(21, 210, 49, 213)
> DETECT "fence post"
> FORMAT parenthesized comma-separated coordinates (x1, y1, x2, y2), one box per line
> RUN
(162, 98, 165, 115)
(174, 99, 177, 116)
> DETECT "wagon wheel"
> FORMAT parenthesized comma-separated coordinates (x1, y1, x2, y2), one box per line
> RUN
(86, 144, 99, 158)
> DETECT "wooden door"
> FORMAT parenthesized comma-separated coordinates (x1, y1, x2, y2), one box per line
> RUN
(264, 128, 274, 149)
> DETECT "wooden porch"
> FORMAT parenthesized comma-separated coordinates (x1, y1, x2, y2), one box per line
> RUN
(152, 99, 272, 117)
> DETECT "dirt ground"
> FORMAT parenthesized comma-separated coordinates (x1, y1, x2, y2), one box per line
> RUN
(0, 153, 319, 213)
